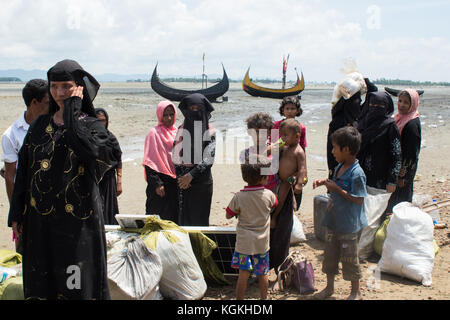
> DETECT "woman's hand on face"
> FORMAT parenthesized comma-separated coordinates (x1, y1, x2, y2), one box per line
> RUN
(71, 86, 84, 99)
(155, 185, 165, 197)
(178, 174, 193, 190)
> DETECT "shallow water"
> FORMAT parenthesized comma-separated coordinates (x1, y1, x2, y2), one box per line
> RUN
(1, 82, 449, 161)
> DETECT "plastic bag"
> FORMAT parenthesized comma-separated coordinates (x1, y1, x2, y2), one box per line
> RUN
(0, 267, 17, 284)
(377, 202, 435, 286)
(358, 187, 391, 260)
(141, 217, 207, 300)
(108, 237, 163, 300)
(331, 59, 367, 105)
(290, 214, 306, 244)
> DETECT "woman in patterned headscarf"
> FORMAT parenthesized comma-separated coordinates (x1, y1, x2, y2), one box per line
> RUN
(8, 59, 111, 300)
(386, 89, 421, 213)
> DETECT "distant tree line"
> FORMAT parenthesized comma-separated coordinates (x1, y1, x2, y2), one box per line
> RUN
(0, 77, 22, 82)
(374, 78, 450, 86)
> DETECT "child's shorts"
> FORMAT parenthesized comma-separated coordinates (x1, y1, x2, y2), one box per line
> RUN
(231, 251, 269, 276)
(322, 231, 362, 281)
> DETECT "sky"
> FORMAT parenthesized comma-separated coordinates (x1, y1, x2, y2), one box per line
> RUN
(1, 0, 450, 82)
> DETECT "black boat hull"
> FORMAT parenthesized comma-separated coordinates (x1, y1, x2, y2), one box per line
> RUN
(151, 64, 229, 102)
(385, 87, 424, 97)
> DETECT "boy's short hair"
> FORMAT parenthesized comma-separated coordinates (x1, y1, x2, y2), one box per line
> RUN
(246, 112, 274, 130)
(22, 79, 48, 107)
(280, 118, 301, 134)
(279, 95, 302, 117)
(331, 126, 361, 155)
(241, 154, 271, 185)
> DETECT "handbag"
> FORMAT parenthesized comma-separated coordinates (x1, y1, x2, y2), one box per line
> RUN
(276, 250, 315, 294)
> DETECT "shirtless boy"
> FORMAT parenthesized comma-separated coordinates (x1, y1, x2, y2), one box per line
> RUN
(271, 118, 307, 228)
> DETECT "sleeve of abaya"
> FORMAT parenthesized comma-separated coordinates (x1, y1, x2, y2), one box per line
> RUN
(388, 126, 402, 186)
(63, 96, 109, 162)
(7, 131, 30, 227)
(188, 132, 216, 180)
(400, 120, 421, 183)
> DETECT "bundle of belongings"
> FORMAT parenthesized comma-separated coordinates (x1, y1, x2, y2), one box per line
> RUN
(0, 250, 24, 300)
(331, 60, 368, 106)
(106, 216, 230, 300)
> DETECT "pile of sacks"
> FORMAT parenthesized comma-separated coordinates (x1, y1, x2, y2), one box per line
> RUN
(106, 217, 207, 300)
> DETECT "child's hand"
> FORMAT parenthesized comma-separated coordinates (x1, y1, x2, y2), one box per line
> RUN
(313, 179, 326, 189)
(324, 179, 339, 193)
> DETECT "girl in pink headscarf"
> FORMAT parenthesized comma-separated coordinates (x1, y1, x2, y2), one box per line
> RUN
(143, 100, 179, 223)
(387, 89, 421, 213)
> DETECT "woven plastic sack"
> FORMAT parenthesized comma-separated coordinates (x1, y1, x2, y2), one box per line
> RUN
(108, 236, 163, 300)
(141, 217, 207, 300)
(377, 202, 435, 286)
(0, 250, 22, 268)
(0, 276, 24, 300)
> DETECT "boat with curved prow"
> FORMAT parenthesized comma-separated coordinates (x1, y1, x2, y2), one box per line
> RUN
(151, 63, 229, 102)
(385, 87, 424, 97)
(242, 67, 305, 99)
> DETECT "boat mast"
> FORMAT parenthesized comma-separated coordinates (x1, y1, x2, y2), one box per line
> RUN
(282, 54, 289, 89)
(202, 53, 208, 89)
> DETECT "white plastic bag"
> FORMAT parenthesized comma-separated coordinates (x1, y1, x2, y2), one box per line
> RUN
(108, 237, 164, 300)
(358, 186, 391, 260)
(146, 229, 207, 300)
(331, 59, 367, 105)
(290, 214, 306, 244)
(377, 202, 435, 286)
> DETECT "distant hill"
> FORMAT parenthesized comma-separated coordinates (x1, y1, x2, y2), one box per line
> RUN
(0, 77, 22, 82)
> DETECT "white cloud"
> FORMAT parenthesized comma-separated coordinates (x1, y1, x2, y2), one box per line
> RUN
(0, 0, 449, 82)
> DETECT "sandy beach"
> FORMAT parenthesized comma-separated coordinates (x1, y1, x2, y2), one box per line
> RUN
(0, 82, 448, 300)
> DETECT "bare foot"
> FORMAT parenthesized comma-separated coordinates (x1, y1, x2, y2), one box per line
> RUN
(347, 291, 362, 300)
(313, 287, 334, 300)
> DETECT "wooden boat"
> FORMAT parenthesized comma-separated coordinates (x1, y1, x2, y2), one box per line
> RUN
(151, 63, 229, 102)
(242, 67, 305, 99)
(385, 87, 424, 97)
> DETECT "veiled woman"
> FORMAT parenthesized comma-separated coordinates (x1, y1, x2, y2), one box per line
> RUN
(8, 59, 111, 299)
(357, 91, 402, 192)
(172, 93, 216, 226)
(143, 100, 179, 223)
(95, 107, 123, 225)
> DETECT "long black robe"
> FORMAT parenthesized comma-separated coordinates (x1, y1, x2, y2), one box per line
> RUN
(95, 108, 122, 225)
(144, 166, 179, 223)
(386, 117, 421, 212)
(357, 92, 402, 190)
(173, 93, 215, 226)
(8, 60, 111, 300)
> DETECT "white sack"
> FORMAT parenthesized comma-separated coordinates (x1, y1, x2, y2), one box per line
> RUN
(377, 202, 435, 286)
(108, 237, 164, 300)
(358, 187, 391, 260)
(290, 214, 307, 244)
(153, 229, 207, 300)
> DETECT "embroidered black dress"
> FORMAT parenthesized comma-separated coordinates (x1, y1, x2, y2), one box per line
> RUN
(357, 92, 402, 190)
(173, 94, 215, 226)
(386, 117, 421, 212)
(8, 60, 111, 300)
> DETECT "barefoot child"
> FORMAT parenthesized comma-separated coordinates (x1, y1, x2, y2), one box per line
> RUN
(313, 126, 367, 300)
(226, 154, 278, 300)
(270, 119, 307, 272)
(272, 96, 307, 210)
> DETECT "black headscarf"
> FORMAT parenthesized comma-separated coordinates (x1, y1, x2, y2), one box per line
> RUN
(47, 59, 100, 117)
(330, 92, 362, 131)
(176, 93, 214, 165)
(357, 91, 395, 151)
(94, 107, 122, 169)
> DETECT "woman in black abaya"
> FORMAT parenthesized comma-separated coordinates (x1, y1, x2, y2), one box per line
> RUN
(95, 108, 123, 225)
(8, 59, 111, 300)
(172, 93, 216, 226)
